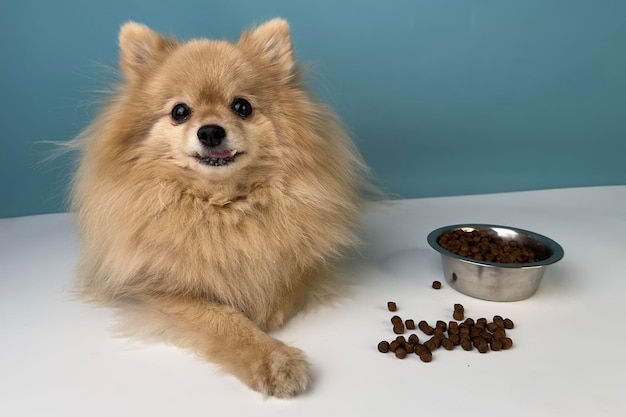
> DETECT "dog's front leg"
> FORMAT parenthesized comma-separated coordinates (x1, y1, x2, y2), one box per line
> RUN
(129, 295, 311, 397)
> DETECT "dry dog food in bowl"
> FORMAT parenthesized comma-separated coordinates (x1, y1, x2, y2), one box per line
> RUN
(427, 224, 564, 301)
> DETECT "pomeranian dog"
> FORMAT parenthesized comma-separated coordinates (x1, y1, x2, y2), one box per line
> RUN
(71, 19, 369, 397)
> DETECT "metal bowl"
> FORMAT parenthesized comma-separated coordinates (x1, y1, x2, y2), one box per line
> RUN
(427, 224, 564, 301)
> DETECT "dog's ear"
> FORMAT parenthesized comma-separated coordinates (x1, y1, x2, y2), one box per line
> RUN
(239, 18, 295, 75)
(119, 22, 177, 82)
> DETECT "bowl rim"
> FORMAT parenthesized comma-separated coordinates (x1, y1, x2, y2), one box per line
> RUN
(427, 223, 564, 268)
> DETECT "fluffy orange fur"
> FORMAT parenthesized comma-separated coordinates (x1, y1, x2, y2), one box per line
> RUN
(72, 19, 368, 397)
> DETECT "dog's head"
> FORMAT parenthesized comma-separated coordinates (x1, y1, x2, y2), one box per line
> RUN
(116, 19, 300, 182)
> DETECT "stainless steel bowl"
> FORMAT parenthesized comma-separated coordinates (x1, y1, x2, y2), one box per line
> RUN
(427, 224, 564, 301)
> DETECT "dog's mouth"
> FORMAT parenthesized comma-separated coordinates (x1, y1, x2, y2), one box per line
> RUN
(194, 149, 242, 167)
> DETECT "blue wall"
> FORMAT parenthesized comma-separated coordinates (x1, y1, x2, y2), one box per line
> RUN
(2, 0, 625, 217)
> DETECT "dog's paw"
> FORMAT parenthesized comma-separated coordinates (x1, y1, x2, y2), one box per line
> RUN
(251, 343, 311, 398)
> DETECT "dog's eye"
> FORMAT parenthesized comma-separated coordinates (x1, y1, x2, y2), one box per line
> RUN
(231, 98, 253, 118)
(171, 103, 192, 123)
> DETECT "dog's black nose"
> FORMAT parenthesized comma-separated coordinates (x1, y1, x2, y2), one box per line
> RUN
(197, 124, 226, 147)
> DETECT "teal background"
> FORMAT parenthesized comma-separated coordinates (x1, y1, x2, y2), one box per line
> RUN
(1, 0, 625, 217)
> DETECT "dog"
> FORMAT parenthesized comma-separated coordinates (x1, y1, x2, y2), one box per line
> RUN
(71, 18, 369, 397)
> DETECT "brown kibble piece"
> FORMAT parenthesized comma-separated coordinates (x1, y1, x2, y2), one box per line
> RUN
(487, 322, 499, 332)
(481, 331, 493, 342)
(389, 340, 399, 352)
(395, 347, 407, 359)
(502, 337, 513, 349)
(387, 301, 397, 312)
(377, 341, 390, 353)
(476, 342, 489, 354)
(448, 321, 459, 332)
(425, 337, 441, 351)
(452, 307, 464, 320)
(492, 329, 506, 341)
(418, 349, 433, 362)
(405, 319, 416, 330)
(461, 339, 473, 351)
(391, 315, 402, 325)
(432, 280, 442, 289)
(504, 318, 514, 329)
(490, 339, 502, 351)
(418, 320, 434, 335)
(395, 335, 406, 345)
(408, 333, 419, 345)
(434, 327, 446, 341)
(441, 338, 455, 350)
(393, 322, 405, 334)
(414, 344, 428, 355)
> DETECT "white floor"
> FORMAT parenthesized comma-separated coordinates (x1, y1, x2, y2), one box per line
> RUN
(1, 186, 625, 416)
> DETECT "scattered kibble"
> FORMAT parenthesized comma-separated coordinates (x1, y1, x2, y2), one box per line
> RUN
(377, 302, 516, 362)
(418, 349, 433, 362)
(432, 280, 442, 289)
(387, 301, 397, 312)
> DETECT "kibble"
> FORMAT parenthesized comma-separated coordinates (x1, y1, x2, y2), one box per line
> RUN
(393, 322, 405, 334)
(461, 339, 473, 351)
(395, 347, 408, 359)
(475, 340, 489, 354)
(432, 280, 442, 289)
(389, 340, 399, 352)
(433, 327, 446, 341)
(414, 344, 428, 355)
(377, 301, 516, 362)
(387, 301, 397, 312)
(418, 320, 435, 336)
(453, 303, 465, 321)
(441, 338, 455, 350)
(448, 321, 459, 334)
(418, 349, 433, 363)
(487, 322, 499, 332)
(437, 229, 546, 263)
(502, 337, 513, 350)
(424, 337, 441, 351)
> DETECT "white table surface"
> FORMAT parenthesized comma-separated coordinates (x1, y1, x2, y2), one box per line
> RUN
(1, 186, 625, 417)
